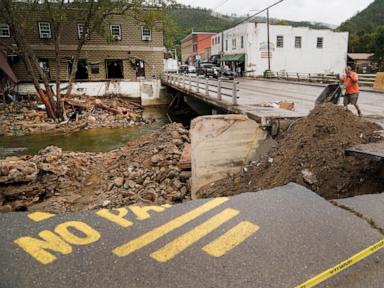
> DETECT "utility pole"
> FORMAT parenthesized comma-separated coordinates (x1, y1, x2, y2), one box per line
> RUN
(267, 8, 271, 72)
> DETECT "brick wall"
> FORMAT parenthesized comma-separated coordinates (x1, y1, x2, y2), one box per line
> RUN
(0, 9, 164, 82)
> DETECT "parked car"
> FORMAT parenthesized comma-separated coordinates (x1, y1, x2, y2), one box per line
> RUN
(196, 63, 219, 78)
(219, 66, 237, 80)
(178, 65, 196, 74)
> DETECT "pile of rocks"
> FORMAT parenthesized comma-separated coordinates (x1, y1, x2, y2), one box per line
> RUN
(0, 96, 145, 136)
(0, 123, 191, 214)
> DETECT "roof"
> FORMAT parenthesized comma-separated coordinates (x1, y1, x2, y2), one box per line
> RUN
(180, 32, 217, 43)
(0, 52, 17, 83)
(347, 53, 374, 60)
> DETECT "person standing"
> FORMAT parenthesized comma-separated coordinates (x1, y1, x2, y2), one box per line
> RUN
(340, 66, 362, 116)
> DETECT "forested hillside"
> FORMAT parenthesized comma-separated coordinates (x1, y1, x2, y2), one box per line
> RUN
(338, 0, 384, 70)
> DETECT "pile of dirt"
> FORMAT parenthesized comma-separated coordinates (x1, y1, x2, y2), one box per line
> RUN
(0, 123, 191, 213)
(200, 103, 384, 200)
(0, 96, 145, 136)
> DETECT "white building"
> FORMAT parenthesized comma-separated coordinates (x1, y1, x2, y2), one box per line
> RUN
(211, 22, 349, 76)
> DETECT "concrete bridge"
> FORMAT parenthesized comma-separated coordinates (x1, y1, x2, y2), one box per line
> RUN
(161, 73, 384, 128)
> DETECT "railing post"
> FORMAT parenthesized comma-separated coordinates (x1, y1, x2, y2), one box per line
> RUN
(196, 76, 199, 93)
(217, 79, 222, 100)
(232, 81, 238, 105)
(189, 75, 192, 91)
(182, 74, 186, 89)
(205, 78, 209, 96)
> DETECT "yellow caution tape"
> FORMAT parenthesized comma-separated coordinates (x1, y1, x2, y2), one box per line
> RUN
(295, 239, 384, 288)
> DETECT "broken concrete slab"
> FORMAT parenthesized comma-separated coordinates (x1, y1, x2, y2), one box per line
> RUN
(336, 193, 384, 230)
(190, 114, 267, 199)
(346, 142, 384, 160)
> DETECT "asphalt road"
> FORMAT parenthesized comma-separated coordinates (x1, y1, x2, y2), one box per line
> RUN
(236, 79, 384, 118)
(1, 183, 383, 288)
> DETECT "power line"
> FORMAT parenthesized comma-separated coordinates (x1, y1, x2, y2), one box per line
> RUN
(234, 0, 284, 27)
(212, 0, 231, 11)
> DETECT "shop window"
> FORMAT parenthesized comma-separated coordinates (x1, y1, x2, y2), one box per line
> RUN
(106, 60, 124, 79)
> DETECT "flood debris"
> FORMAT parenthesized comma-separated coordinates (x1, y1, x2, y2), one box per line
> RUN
(0, 96, 145, 136)
(199, 103, 384, 200)
(0, 123, 191, 214)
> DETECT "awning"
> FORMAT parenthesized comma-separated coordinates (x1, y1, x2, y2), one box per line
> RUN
(0, 52, 17, 83)
(221, 54, 245, 62)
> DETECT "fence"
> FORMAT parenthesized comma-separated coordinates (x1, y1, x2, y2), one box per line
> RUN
(264, 71, 377, 87)
(161, 73, 240, 105)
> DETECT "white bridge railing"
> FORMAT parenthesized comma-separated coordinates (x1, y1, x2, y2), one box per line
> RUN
(263, 71, 377, 87)
(161, 73, 240, 105)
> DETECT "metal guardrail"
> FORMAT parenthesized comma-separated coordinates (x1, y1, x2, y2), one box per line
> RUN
(161, 73, 240, 105)
(264, 71, 377, 87)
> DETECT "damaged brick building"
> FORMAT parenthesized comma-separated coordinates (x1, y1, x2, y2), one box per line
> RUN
(0, 10, 165, 83)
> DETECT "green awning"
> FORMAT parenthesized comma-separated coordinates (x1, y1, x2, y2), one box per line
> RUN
(220, 54, 245, 62)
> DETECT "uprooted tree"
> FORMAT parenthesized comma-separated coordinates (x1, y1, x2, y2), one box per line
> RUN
(0, 0, 174, 121)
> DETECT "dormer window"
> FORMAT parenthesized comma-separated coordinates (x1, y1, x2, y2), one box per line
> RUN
(38, 22, 51, 39)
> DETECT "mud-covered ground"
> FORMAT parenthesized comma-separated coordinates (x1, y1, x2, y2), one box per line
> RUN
(0, 123, 191, 213)
(200, 104, 384, 200)
(0, 96, 146, 136)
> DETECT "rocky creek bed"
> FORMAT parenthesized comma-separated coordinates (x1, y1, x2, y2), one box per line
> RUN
(0, 123, 191, 213)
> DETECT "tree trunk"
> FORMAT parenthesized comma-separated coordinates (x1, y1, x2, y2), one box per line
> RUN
(54, 23, 66, 121)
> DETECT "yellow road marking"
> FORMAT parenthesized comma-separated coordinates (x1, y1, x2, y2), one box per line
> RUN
(14, 231, 72, 265)
(28, 212, 55, 222)
(112, 197, 229, 257)
(150, 208, 239, 262)
(202, 221, 259, 257)
(96, 208, 133, 228)
(54, 221, 100, 245)
(129, 205, 167, 220)
(295, 239, 384, 288)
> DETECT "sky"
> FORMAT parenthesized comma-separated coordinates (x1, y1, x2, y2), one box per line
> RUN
(178, 0, 375, 26)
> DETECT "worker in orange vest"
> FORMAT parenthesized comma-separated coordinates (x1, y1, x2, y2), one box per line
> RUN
(340, 66, 362, 116)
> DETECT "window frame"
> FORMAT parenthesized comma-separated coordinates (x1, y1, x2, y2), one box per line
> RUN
(38, 22, 52, 39)
(225, 39, 228, 51)
(241, 36, 244, 49)
(317, 37, 324, 49)
(295, 36, 302, 48)
(276, 35, 284, 48)
(77, 23, 90, 40)
(141, 26, 152, 41)
(232, 38, 236, 50)
(110, 24, 122, 41)
(0, 24, 10, 38)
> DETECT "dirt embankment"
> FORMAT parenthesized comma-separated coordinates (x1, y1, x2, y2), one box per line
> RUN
(0, 123, 191, 213)
(200, 104, 384, 200)
(0, 96, 145, 136)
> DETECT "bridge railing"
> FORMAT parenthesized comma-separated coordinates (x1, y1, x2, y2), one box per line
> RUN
(161, 73, 240, 105)
(264, 71, 377, 87)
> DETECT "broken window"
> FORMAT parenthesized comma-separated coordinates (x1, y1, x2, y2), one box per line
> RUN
(317, 37, 323, 49)
(277, 36, 284, 48)
(0, 24, 10, 38)
(67, 59, 89, 80)
(141, 27, 152, 41)
(38, 22, 52, 39)
(295, 36, 302, 48)
(38, 58, 50, 79)
(77, 24, 89, 40)
(110, 25, 121, 41)
(106, 60, 124, 79)
(90, 63, 99, 74)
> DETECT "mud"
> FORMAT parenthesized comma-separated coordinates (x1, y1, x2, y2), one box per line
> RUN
(200, 104, 384, 200)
